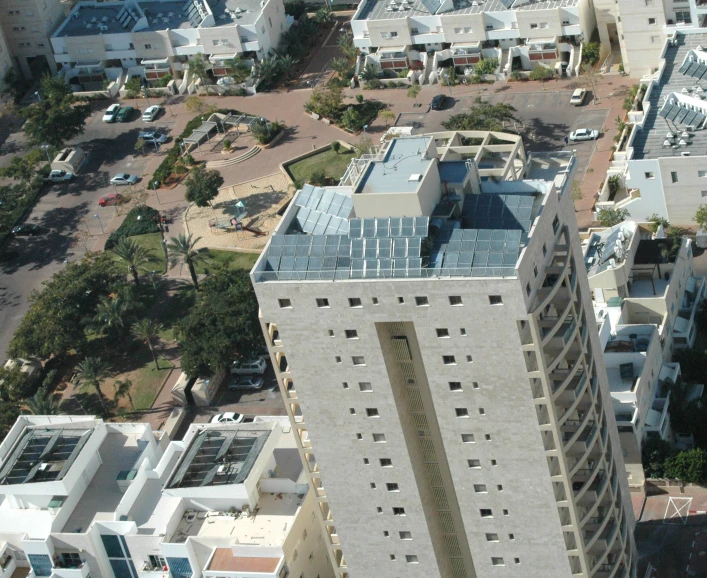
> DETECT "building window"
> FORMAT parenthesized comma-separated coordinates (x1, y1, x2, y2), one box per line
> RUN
(316, 298, 329, 307)
(359, 382, 373, 392)
(373, 433, 386, 442)
(671, 171, 678, 183)
(460, 328, 467, 336)
(349, 408, 356, 415)
(389, 554, 396, 561)
(530, 23, 538, 28)
(503, 509, 509, 515)
(381, 31, 390, 38)
(36, 42, 45, 48)
(148, 557, 166, 570)
(464, 26, 472, 32)
(349, 297, 362, 308)
(380, 458, 393, 467)
(342, 382, 349, 388)
(436, 328, 450, 337)
(645, 0, 653, 5)
(366, 408, 380, 417)
(491, 459, 497, 466)
(268, 16, 272, 26)
(364, 458, 370, 464)
(400, 531, 412, 540)
(449, 381, 462, 391)
(397, 296, 405, 304)
(449, 295, 463, 305)
(701, 191, 707, 197)
(480, 509, 493, 518)
(415, 296, 429, 306)
(352, 356, 366, 365)
(165, 558, 191, 578)
(509, 534, 515, 540)
(456, 408, 469, 418)
(466, 355, 473, 363)
(372, 297, 379, 304)
(514, 558, 521, 564)
(474, 484, 487, 492)
(648, 17, 656, 24)
(370, 483, 376, 489)
(540, 22, 548, 27)
(552, 216, 560, 233)
(645, 172, 655, 179)
(411, 27, 419, 33)
(405, 556, 418, 564)
(328, 330, 334, 337)
(356, 433, 363, 440)
(462, 433, 475, 443)
(489, 295, 503, 305)
(485, 434, 492, 441)
(479, 408, 486, 415)
(468, 459, 481, 468)
(492, 557, 505, 566)
(393, 507, 406, 516)
(278, 298, 292, 308)
(390, 31, 398, 37)
(455, 27, 462, 33)
(346, 329, 359, 339)
(497, 484, 504, 491)
(443, 355, 456, 365)
(472, 382, 479, 389)
(699, 170, 707, 178)
(486, 533, 499, 542)
(676, 10, 691, 22)
(386, 483, 399, 492)
(651, 35, 660, 43)
(144, 44, 152, 49)
(28, 556, 51, 577)
(335, 356, 342, 363)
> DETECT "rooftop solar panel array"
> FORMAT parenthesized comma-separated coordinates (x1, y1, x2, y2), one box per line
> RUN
(462, 193, 535, 231)
(291, 184, 352, 235)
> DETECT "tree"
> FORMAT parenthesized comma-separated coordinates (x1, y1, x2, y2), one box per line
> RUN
(132, 319, 164, 370)
(304, 86, 344, 120)
(380, 109, 395, 127)
(581, 63, 602, 104)
(0, 149, 46, 182)
(25, 388, 61, 415)
(597, 207, 629, 227)
(93, 295, 131, 342)
(582, 42, 601, 66)
(341, 106, 364, 132)
(3, 68, 31, 104)
(646, 213, 670, 234)
(0, 401, 20, 442)
(331, 141, 341, 155)
(313, 6, 332, 25)
(251, 119, 283, 145)
(185, 96, 206, 114)
(184, 165, 224, 207)
(134, 138, 146, 156)
(355, 135, 374, 157)
(361, 63, 379, 82)
(9, 253, 124, 359)
(0, 365, 35, 402)
(663, 449, 707, 484)
(474, 58, 499, 77)
(310, 169, 328, 186)
(642, 437, 673, 479)
(75, 357, 110, 414)
(111, 237, 152, 286)
(529, 66, 553, 81)
(253, 57, 281, 89)
(176, 267, 264, 377)
(189, 53, 209, 89)
(337, 32, 358, 61)
(277, 54, 298, 81)
(22, 76, 91, 149)
(441, 99, 517, 132)
(407, 83, 421, 104)
(124, 77, 141, 99)
(113, 379, 135, 411)
(330, 57, 351, 79)
(284, 0, 306, 17)
(168, 233, 208, 290)
(694, 204, 707, 230)
(696, 300, 707, 333)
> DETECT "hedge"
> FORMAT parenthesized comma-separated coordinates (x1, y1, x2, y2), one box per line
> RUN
(0, 164, 50, 247)
(104, 205, 161, 249)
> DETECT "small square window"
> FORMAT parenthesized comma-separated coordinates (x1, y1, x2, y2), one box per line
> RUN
(370, 482, 377, 489)
(489, 295, 503, 305)
(352, 356, 366, 366)
(278, 298, 292, 308)
(542, 243, 547, 256)
(393, 507, 406, 516)
(376, 506, 382, 512)
(386, 483, 399, 492)
(449, 295, 463, 306)
(373, 433, 386, 442)
(485, 434, 491, 441)
(479, 408, 486, 415)
(349, 298, 362, 308)
(468, 459, 481, 468)
(342, 382, 349, 389)
(492, 557, 505, 566)
(508, 534, 515, 540)
(651, 35, 660, 43)
(345, 329, 358, 339)
(526, 283, 531, 296)
(383, 531, 389, 537)
(460, 328, 467, 336)
(372, 297, 379, 304)
(316, 298, 329, 307)
(472, 382, 480, 389)
(443, 355, 456, 365)
(466, 355, 473, 363)
(645, 171, 655, 179)
(514, 558, 520, 565)
(364, 458, 370, 465)
(491, 459, 497, 466)
(462, 434, 475, 443)
(552, 216, 560, 233)
(671, 171, 678, 183)
(497, 484, 504, 491)
(648, 17, 656, 23)
(366, 408, 380, 417)
(474, 484, 487, 493)
(349, 408, 356, 415)
(415, 296, 429, 306)
(699, 170, 707, 178)
(380, 458, 393, 467)
(503, 509, 509, 516)
(359, 382, 373, 392)
(486, 533, 499, 542)
(436, 328, 450, 338)
(449, 381, 462, 392)
(399, 531, 412, 540)
(356, 433, 363, 440)
(480, 509, 493, 518)
(335, 356, 342, 363)
(405, 555, 418, 564)
(389, 554, 396, 561)
(456, 408, 469, 418)
(398, 296, 405, 304)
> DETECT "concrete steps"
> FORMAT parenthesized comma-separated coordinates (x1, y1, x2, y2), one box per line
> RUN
(205, 146, 260, 169)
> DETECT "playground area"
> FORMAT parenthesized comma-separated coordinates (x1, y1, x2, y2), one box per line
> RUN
(184, 172, 293, 251)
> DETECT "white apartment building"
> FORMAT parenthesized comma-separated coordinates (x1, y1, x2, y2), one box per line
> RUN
(251, 131, 637, 578)
(50, 0, 287, 91)
(0, 415, 333, 578)
(0, 0, 65, 78)
(596, 32, 707, 224)
(583, 221, 705, 487)
(349, 0, 595, 80)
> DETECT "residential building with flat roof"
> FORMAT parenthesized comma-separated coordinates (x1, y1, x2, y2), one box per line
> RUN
(251, 131, 637, 578)
(0, 415, 333, 578)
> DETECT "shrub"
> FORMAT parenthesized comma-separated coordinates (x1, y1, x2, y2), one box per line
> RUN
(184, 154, 196, 166)
(105, 205, 160, 249)
(251, 119, 284, 145)
(331, 141, 341, 154)
(509, 70, 522, 81)
(356, 94, 364, 104)
(475, 58, 499, 76)
(364, 79, 383, 90)
(156, 74, 172, 87)
(310, 169, 327, 186)
(529, 67, 553, 81)
(397, 68, 410, 78)
(582, 42, 601, 65)
(223, 139, 232, 150)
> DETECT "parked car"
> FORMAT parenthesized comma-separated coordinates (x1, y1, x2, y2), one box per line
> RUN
(98, 192, 125, 206)
(47, 169, 73, 182)
(430, 94, 448, 110)
(230, 358, 267, 375)
(138, 131, 168, 144)
(102, 104, 121, 122)
(210, 412, 245, 424)
(228, 376, 264, 391)
(142, 105, 161, 122)
(11, 224, 41, 236)
(110, 173, 139, 186)
(569, 128, 599, 142)
(115, 106, 134, 122)
(570, 88, 587, 106)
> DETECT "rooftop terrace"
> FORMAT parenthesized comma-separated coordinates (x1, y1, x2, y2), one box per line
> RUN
(359, 137, 434, 194)
(631, 33, 707, 160)
(56, 4, 136, 37)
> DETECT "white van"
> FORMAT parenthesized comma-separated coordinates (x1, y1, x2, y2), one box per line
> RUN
(230, 357, 267, 375)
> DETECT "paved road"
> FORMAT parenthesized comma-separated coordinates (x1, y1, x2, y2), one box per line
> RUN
(0, 104, 176, 363)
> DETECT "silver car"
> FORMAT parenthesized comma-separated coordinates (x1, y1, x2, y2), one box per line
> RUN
(569, 128, 599, 142)
(110, 173, 139, 185)
(228, 376, 264, 391)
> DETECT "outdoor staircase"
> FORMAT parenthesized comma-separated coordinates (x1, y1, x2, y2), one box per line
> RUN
(205, 146, 260, 169)
(501, 48, 511, 77)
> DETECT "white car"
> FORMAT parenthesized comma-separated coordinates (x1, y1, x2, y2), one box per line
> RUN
(110, 173, 139, 186)
(569, 88, 587, 106)
(142, 105, 161, 122)
(210, 412, 245, 424)
(569, 128, 599, 142)
(228, 376, 264, 391)
(47, 170, 73, 182)
(103, 104, 120, 123)
(230, 358, 267, 375)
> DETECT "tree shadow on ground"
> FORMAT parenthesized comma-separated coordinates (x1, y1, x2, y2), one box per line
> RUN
(238, 190, 287, 214)
(521, 118, 571, 151)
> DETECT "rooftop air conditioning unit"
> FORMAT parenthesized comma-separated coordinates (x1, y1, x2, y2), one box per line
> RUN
(681, 151, 691, 156)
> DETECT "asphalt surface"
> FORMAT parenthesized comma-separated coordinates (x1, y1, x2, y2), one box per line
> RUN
(0, 102, 177, 363)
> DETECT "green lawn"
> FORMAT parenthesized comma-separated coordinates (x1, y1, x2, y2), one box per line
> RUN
(194, 249, 259, 274)
(287, 147, 355, 184)
(106, 347, 174, 410)
(157, 284, 196, 342)
(129, 232, 167, 273)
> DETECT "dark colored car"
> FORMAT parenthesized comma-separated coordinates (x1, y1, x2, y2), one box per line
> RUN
(11, 224, 41, 236)
(115, 106, 134, 122)
(430, 94, 448, 110)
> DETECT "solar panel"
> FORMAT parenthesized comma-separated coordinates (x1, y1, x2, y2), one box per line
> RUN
(349, 219, 362, 238)
(680, 59, 692, 74)
(658, 104, 673, 118)
(687, 62, 701, 76)
(666, 106, 682, 121)
(675, 108, 690, 123)
(684, 110, 698, 126)
(696, 63, 707, 79)
(694, 112, 706, 126)
(296, 185, 313, 207)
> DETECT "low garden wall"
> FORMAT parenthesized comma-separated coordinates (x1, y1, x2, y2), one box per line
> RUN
(280, 140, 354, 184)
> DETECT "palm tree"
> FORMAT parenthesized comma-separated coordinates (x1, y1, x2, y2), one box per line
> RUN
(75, 357, 110, 414)
(113, 379, 135, 411)
(25, 388, 61, 415)
(253, 57, 281, 89)
(277, 54, 298, 81)
(111, 237, 152, 286)
(132, 319, 164, 370)
(167, 233, 208, 290)
(337, 32, 358, 61)
(189, 53, 210, 92)
(330, 57, 351, 79)
(93, 296, 129, 341)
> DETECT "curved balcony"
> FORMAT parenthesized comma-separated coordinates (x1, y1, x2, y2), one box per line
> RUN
(533, 256, 572, 315)
(540, 298, 576, 345)
(562, 409, 595, 453)
(590, 515, 623, 574)
(580, 479, 613, 526)
(557, 373, 591, 425)
(583, 500, 615, 552)
(551, 362, 584, 398)
(575, 465, 609, 504)
(544, 318, 580, 370)
(569, 431, 603, 477)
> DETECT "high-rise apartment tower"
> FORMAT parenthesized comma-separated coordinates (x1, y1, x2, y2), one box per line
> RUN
(251, 132, 637, 578)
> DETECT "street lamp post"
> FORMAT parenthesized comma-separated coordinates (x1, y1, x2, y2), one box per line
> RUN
(93, 213, 104, 235)
(152, 181, 161, 204)
(40, 144, 51, 163)
(162, 238, 168, 267)
(34, 91, 41, 102)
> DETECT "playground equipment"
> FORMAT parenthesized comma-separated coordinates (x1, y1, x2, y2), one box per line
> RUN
(207, 200, 265, 236)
